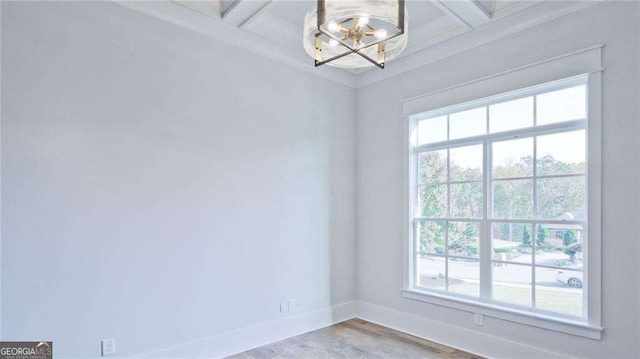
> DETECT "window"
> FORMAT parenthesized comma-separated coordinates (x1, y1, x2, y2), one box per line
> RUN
(407, 76, 594, 324)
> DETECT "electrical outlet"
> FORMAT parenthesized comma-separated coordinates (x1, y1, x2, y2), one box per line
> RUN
(280, 301, 289, 313)
(288, 299, 298, 312)
(101, 338, 115, 356)
(473, 313, 484, 326)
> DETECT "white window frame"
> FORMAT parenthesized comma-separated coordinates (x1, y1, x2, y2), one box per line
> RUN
(401, 47, 603, 340)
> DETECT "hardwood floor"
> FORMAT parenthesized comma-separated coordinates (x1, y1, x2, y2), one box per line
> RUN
(226, 319, 483, 359)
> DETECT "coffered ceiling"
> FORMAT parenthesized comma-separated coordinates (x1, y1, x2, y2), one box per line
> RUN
(117, 0, 601, 87)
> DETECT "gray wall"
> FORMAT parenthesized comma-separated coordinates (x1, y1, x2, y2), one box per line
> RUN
(1, 2, 356, 357)
(356, 2, 640, 358)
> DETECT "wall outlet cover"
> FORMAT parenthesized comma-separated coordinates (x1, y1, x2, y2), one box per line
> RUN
(474, 313, 484, 326)
(280, 301, 289, 313)
(102, 338, 115, 356)
(288, 299, 297, 312)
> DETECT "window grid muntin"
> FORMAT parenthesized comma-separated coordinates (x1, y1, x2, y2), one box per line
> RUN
(446, 147, 451, 218)
(492, 173, 585, 182)
(412, 80, 588, 318)
(531, 103, 538, 314)
(411, 76, 586, 124)
(414, 119, 586, 154)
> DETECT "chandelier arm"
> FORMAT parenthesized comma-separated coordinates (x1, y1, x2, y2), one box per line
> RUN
(398, 0, 405, 34)
(318, 28, 358, 52)
(353, 30, 403, 51)
(353, 49, 385, 69)
(314, 47, 359, 67)
(315, 47, 384, 69)
(315, 34, 383, 69)
(316, 27, 391, 69)
(321, 27, 403, 53)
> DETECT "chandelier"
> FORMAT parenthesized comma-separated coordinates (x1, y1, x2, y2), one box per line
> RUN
(303, 0, 408, 69)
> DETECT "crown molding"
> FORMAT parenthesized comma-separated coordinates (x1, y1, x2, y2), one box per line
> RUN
(115, 1, 358, 88)
(242, 9, 305, 53)
(115, 1, 603, 90)
(356, 0, 604, 88)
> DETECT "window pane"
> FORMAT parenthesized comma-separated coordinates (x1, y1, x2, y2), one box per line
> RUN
(450, 182, 483, 218)
(418, 184, 447, 217)
(418, 116, 448, 145)
(537, 131, 586, 176)
(448, 258, 479, 297)
(417, 255, 446, 290)
(489, 97, 534, 133)
(492, 179, 533, 218)
(492, 223, 532, 264)
(448, 221, 480, 258)
(418, 150, 447, 183)
(417, 220, 446, 255)
(536, 85, 586, 125)
(492, 264, 532, 307)
(450, 145, 482, 181)
(535, 267, 583, 316)
(449, 107, 486, 140)
(536, 176, 585, 219)
(535, 223, 583, 268)
(492, 137, 534, 179)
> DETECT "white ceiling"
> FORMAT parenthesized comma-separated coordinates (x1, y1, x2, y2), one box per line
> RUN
(171, 0, 525, 70)
(119, 0, 601, 87)
(265, 0, 445, 31)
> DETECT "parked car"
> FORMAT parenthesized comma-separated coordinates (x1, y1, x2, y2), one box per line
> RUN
(556, 269, 583, 288)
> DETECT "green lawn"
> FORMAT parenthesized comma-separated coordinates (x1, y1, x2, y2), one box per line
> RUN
(447, 281, 582, 316)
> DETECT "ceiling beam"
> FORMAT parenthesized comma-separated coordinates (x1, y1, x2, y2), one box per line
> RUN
(221, 0, 272, 28)
(173, 1, 222, 19)
(434, 0, 492, 29)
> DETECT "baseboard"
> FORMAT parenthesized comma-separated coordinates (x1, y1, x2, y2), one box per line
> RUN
(355, 301, 572, 359)
(130, 301, 357, 358)
(125, 300, 571, 358)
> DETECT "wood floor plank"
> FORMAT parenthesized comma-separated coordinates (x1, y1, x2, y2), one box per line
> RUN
(225, 319, 483, 359)
(343, 319, 446, 353)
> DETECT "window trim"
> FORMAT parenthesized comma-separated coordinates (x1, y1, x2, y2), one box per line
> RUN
(402, 71, 603, 340)
(401, 289, 603, 339)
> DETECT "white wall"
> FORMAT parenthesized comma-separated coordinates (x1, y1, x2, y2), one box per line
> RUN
(356, 2, 640, 358)
(1, 2, 356, 357)
(4, 1, 640, 358)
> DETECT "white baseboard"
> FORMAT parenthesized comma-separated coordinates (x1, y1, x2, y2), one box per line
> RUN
(130, 301, 357, 358)
(355, 301, 572, 359)
(127, 300, 571, 359)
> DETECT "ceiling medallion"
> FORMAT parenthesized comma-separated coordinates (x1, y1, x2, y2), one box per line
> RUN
(303, 0, 408, 69)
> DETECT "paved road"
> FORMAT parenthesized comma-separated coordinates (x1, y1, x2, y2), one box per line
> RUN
(419, 252, 582, 288)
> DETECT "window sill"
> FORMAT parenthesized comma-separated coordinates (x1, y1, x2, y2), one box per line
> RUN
(402, 288, 603, 340)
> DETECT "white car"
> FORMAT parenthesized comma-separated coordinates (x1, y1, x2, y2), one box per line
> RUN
(556, 269, 583, 288)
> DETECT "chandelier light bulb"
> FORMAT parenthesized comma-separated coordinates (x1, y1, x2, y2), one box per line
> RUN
(374, 29, 388, 39)
(357, 16, 369, 27)
(327, 21, 339, 32)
